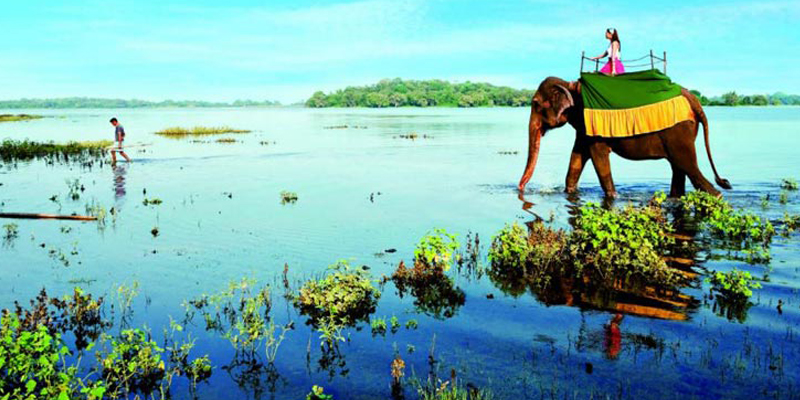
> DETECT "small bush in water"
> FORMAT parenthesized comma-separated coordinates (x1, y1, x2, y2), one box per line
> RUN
(294, 260, 381, 342)
(570, 203, 679, 286)
(370, 316, 387, 336)
(680, 191, 774, 262)
(307, 385, 334, 400)
(280, 191, 298, 204)
(414, 228, 459, 272)
(707, 269, 761, 301)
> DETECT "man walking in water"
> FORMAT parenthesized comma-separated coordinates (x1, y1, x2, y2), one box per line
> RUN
(109, 117, 131, 164)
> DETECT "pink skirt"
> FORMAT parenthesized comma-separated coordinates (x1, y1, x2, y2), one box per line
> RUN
(600, 59, 625, 75)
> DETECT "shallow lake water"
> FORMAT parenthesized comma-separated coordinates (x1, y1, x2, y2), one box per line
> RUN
(1, 106, 799, 399)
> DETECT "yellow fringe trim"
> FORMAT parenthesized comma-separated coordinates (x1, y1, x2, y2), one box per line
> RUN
(583, 96, 694, 138)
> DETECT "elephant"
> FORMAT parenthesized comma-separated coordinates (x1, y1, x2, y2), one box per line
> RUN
(517, 76, 731, 198)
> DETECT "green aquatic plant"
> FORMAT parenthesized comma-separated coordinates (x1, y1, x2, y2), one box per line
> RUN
(66, 178, 83, 201)
(414, 377, 493, 400)
(405, 319, 419, 330)
(0, 311, 106, 400)
(184, 278, 290, 363)
(0, 113, 44, 122)
(306, 385, 334, 400)
(488, 223, 532, 271)
(707, 269, 761, 301)
(570, 203, 679, 286)
(370, 316, 387, 336)
(779, 191, 789, 205)
(680, 191, 774, 263)
(3, 223, 19, 242)
(97, 329, 167, 398)
(280, 191, 298, 204)
(780, 212, 800, 235)
(392, 260, 466, 319)
(142, 197, 162, 206)
(390, 315, 400, 333)
(414, 228, 459, 272)
(0, 139, 111, 163)
(780, 178, 798, 191)
(154, 126, 251, 138)
(294, 260, 381, 342)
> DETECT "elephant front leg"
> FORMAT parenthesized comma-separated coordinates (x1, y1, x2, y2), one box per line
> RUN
(589, 143, 617, 198)
(565, 139, 590, 194)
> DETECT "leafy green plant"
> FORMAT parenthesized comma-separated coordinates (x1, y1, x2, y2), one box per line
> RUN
(779, 191, 789, 205)
(487, 223, 532, 271)
(97, 329, 166, 398)
(390, 315, 401, 333)
(681, 192, 775, 263)
(707, 269, 761, 301)
(570, 203, 678, 286)
(780, 178, 798, 191)
(306, 385, 334, 400)
(0, 139, 111, 164)
(414, 228, 459, 272)
(370, 317, 387, 336)
(184, 278, 290, 363)
(781, 212, 800, 235)
(142, 197, 162, 206)
(294, 261, 381, 342)
(405, 319, 419, 330)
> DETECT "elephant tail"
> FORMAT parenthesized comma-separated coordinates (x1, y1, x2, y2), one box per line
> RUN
(688, 90, 732, 190)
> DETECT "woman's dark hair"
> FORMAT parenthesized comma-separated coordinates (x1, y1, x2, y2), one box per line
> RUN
(607, 28, 621, 51)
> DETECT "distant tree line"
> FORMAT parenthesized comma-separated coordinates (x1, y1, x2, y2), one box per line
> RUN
(306, 78, 535, 108)
(689, 90, 800, 106)
(0, 97, 281, 109)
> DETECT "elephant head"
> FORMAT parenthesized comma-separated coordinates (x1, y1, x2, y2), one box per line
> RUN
(518, 77, 576, 192)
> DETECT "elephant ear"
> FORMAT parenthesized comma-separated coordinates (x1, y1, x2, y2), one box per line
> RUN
(552, 84, 574, 121)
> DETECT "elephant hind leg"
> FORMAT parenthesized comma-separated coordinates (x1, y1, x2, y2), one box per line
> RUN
(667, 139, 720, 196)
(669, 165, 686, 198)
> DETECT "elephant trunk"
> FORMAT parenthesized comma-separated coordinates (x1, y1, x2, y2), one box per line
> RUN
(518, 114, 543, 192)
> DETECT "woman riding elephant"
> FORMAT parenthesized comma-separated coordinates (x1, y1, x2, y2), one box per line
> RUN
(517, 74, 731, 198)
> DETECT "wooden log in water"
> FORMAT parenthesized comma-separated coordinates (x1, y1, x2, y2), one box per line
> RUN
(0, 212, 97, 221)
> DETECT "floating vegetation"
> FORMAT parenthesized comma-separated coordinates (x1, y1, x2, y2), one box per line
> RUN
(66, 178, 84, 200)
(405, 319, 418, 329)
(0, 139, 112, 164)
(142, 197, 163, 206)
(293, 260, 381, 342)
(780, 178, 798, 191)
(680, 191, 774, 263)
(497, 150, 518, 155)
(0, 113, 43, 123)
(216, 137, 238, 144)
(780, 212, 800, 235)
(184, 278, 291, 364)
(154, 126, 251, 138)
(393, 260, 465, 320)
(280, 191, 298, 205)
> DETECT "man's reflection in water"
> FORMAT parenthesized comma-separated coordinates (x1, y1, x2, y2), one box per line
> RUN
(113, 163, 128, 200)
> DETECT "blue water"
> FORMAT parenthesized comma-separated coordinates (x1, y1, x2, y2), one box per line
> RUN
(1, 106, 799, 399)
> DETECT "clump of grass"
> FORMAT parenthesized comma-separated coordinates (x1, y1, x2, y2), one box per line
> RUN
(0, 139, 112, 163)
(280, 191, 298, 205)
(154, 126, 251, 138)
(780, 212, 800, 235)
(680, 191, 774, 262)
(780, 178, 798, 191)
(0, 114, 43, 123)
(708, 269, 761, 301)
(405, 319, 419, 329)
(294, 260, 381, 342)
(215, 138, 238, 144)
(414, 377, 493, 400)
(497, 150, 518, 155)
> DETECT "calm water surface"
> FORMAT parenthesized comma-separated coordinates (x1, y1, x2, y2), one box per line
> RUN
(1, 107, 799, 399)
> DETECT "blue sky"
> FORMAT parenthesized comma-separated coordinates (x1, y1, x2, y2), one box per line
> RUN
(2, 0, 798, 103)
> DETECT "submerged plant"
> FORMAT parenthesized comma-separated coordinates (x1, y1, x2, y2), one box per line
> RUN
(371, 316, 387, 336)
(142, 197, 163, 206)
(294, 260, 381, 342)
(3, 223, 19, 243)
